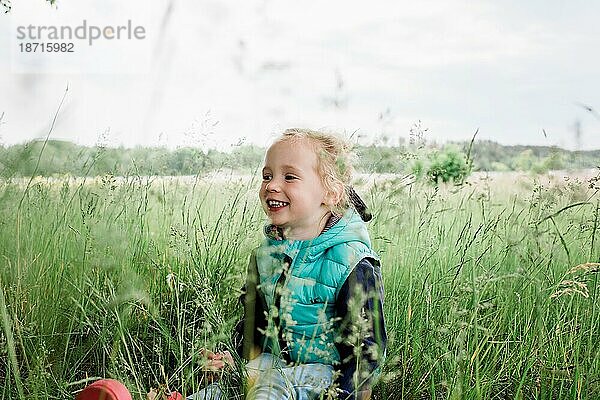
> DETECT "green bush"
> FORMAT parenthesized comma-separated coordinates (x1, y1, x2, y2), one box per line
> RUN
(412, 146, 470, 184)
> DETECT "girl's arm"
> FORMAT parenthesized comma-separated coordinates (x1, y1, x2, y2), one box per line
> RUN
(334, 257, 387, 400)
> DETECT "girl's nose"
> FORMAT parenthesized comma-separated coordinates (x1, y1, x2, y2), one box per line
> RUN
(266, 179, 281, 192)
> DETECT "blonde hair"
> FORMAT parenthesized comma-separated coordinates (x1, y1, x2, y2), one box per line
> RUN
(277, 128, 355, 214)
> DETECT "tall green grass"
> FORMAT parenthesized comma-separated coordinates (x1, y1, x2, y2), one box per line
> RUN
(0, 171, 598, 399)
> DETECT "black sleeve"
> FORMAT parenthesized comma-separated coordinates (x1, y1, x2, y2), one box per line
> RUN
(334, 257, 387, 400)
(233, 251, 268, 360)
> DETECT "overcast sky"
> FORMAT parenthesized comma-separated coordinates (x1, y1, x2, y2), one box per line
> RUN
(1, 0, 599, 150)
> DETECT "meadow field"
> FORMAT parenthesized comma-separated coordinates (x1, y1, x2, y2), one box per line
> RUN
(1, 170, 599, 399)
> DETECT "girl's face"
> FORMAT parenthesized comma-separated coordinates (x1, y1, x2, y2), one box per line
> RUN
(260, 138, 332, 240)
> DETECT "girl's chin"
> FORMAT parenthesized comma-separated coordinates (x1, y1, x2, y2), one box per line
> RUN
(268, 216, 288, 226)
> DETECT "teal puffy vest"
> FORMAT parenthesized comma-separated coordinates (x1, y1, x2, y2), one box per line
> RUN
(255, 209, 379, 365)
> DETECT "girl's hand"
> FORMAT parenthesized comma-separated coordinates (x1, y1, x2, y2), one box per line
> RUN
(200, 348, 235, 371)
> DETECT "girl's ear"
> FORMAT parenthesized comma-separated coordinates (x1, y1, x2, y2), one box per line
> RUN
(323, 182, 343, 207)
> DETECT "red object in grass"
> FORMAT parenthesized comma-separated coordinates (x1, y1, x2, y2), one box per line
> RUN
(76, 379, 132, 400)
(167, 392, 183, 400)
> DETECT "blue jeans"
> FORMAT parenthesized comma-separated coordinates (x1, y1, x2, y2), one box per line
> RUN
(187, 353, 334, 400)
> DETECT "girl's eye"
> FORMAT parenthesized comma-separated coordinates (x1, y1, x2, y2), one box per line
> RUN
(262, 175, 272, 181)
(285, 175, 297, 181)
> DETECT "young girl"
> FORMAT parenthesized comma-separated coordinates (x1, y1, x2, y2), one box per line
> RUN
(191, 128, 387, 400)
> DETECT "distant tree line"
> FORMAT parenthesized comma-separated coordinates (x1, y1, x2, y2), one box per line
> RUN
(0, 139, 598, 178)
(358, 140, 599, 174)
(461, 140, 599, 173)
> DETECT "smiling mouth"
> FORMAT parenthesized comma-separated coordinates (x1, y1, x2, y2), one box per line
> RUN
(267, 199, 289, 210)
